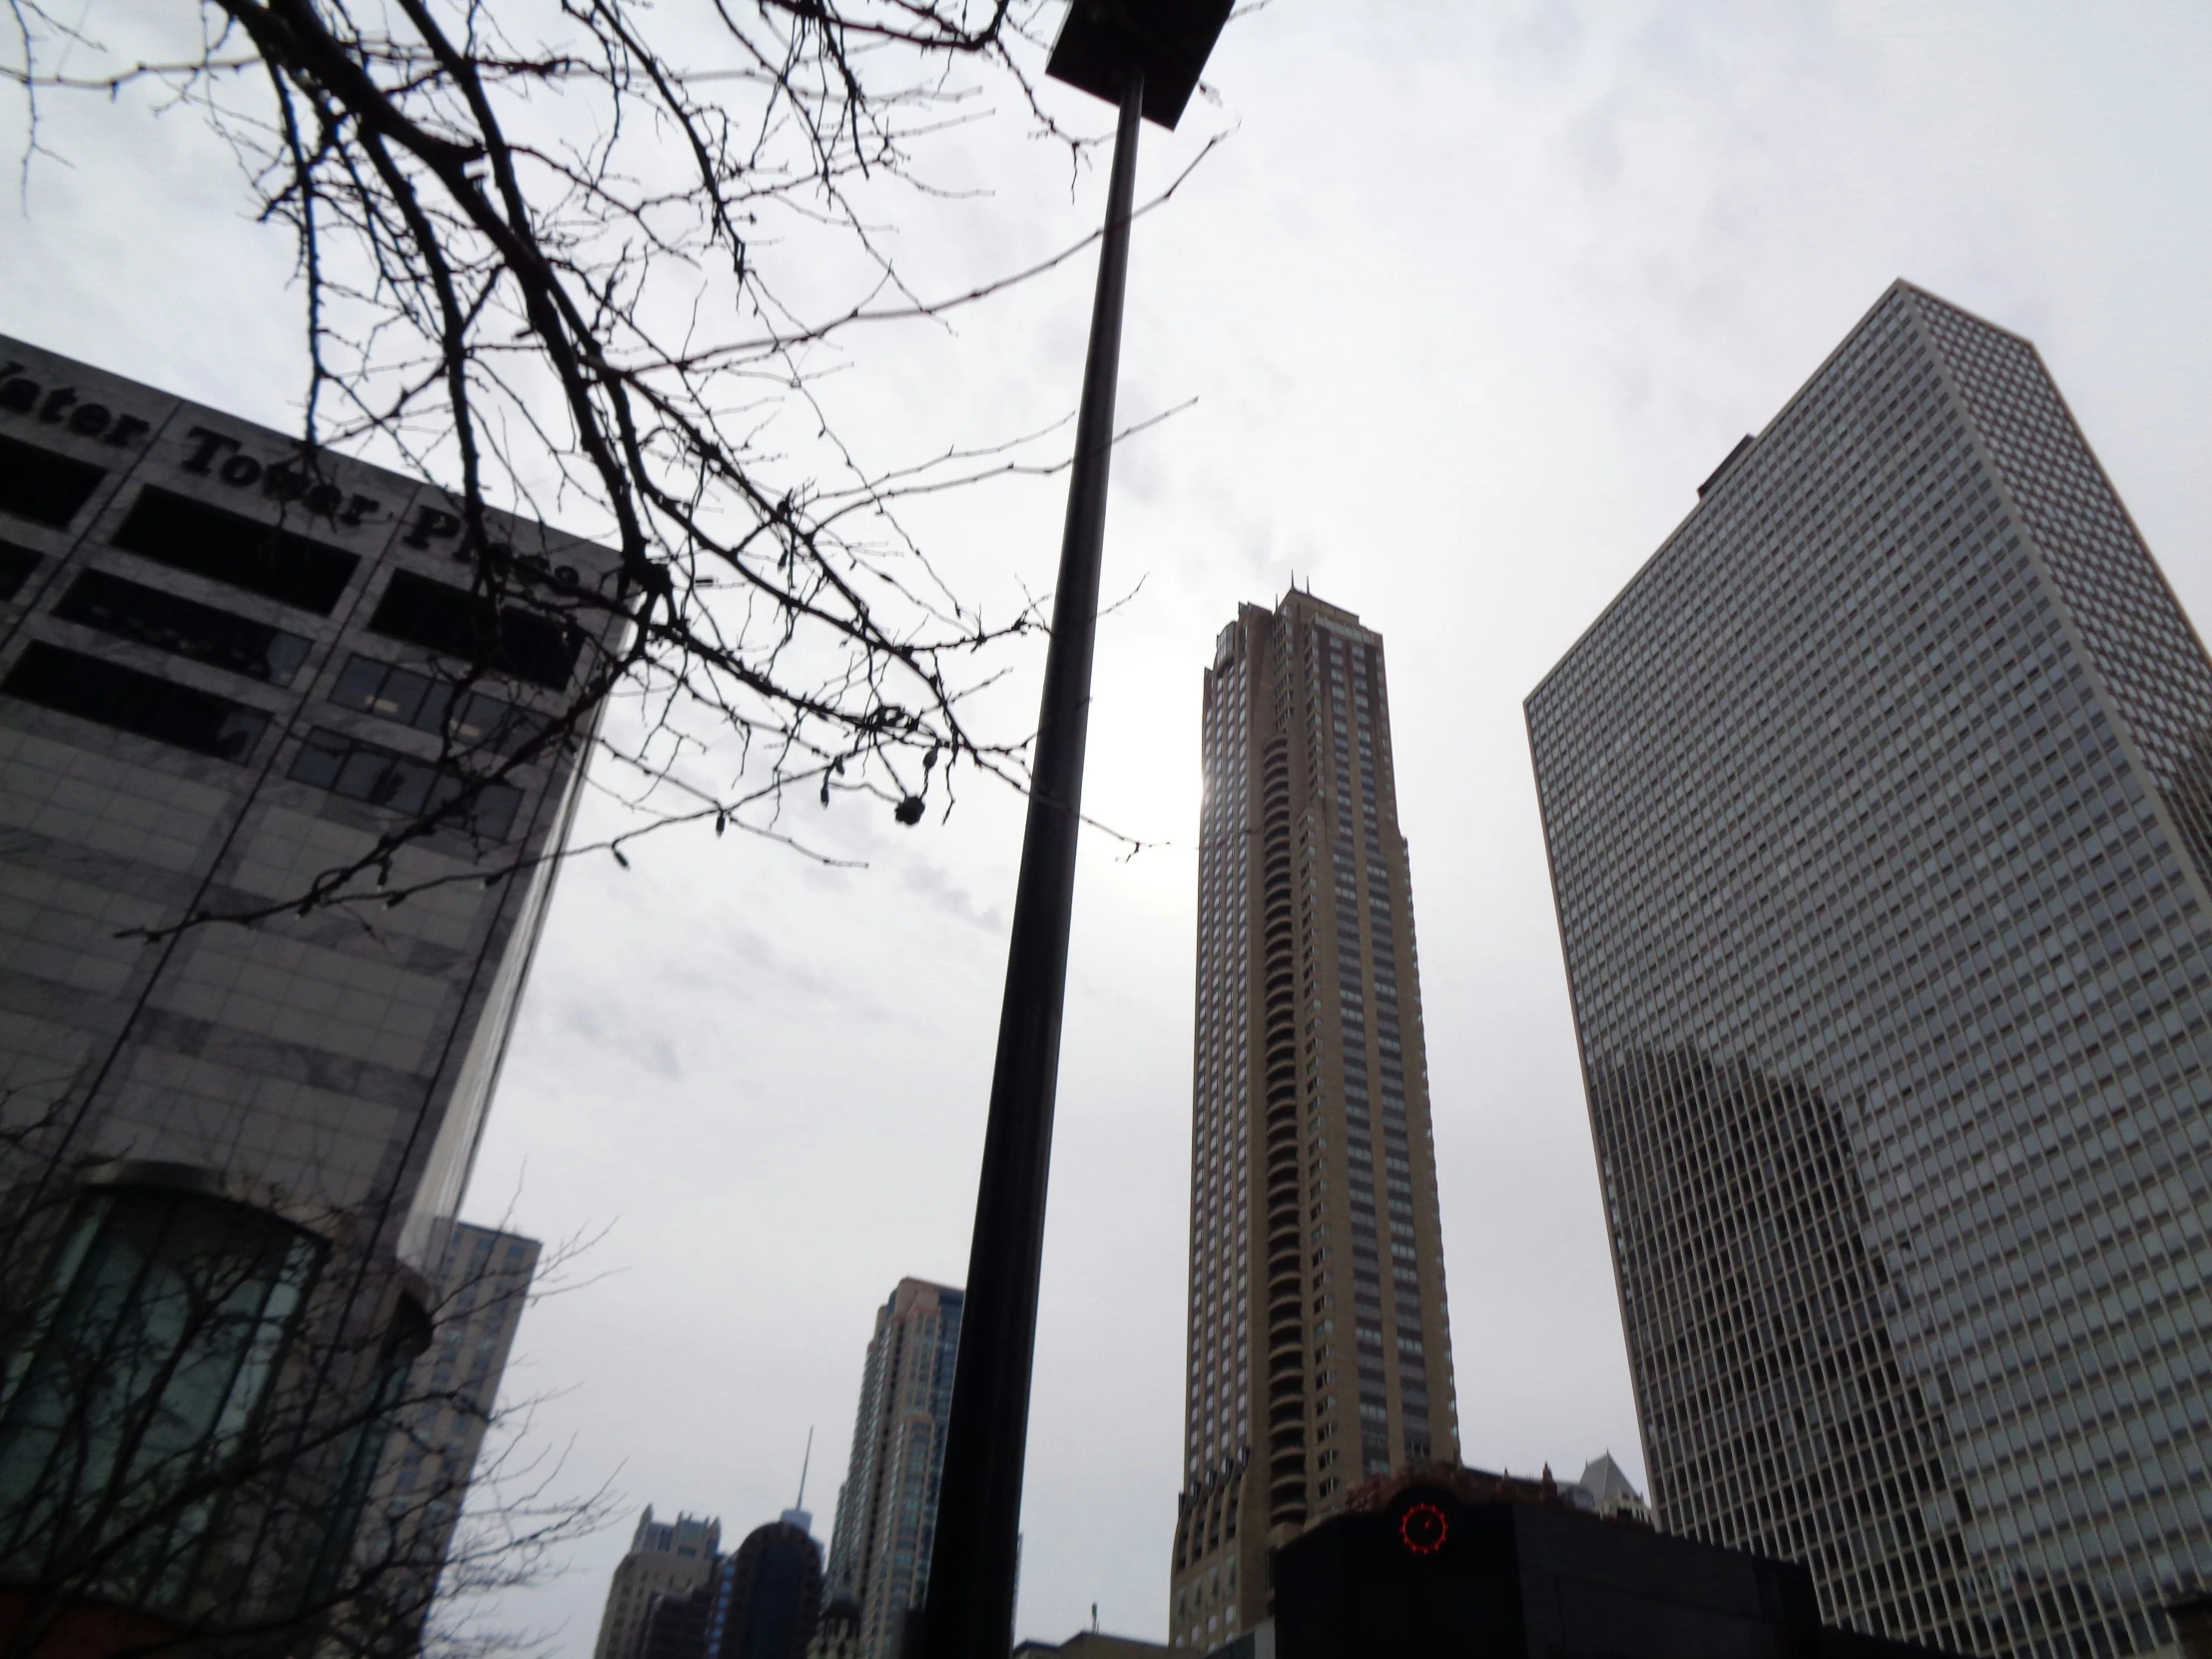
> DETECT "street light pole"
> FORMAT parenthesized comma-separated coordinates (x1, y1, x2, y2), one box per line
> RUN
(918, 4, 1231, 1649)
(918, 66, 1146, 1659)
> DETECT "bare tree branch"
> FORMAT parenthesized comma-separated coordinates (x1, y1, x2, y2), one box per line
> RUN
(2, 0, 1226, 930)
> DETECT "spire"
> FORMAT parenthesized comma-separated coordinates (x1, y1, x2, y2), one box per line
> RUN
(780, 1425, 818, 1536)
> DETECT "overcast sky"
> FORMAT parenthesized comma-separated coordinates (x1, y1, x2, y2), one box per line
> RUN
(8, 0, 2212, 1650)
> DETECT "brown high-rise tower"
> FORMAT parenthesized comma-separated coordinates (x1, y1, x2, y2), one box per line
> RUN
(1167, 591, 1459, 1651)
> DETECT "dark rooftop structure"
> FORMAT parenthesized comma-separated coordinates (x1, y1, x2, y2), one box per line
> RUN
(1274, 1475, 1969, 1659)
(1011, 1632, 1171, 1659)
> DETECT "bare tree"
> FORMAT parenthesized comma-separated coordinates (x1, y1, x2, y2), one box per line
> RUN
(3, 0, 1216, 919)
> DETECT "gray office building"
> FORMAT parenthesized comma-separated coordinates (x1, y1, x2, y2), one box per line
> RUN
(1527, 282, 2212, 1657)
(0, 336, 610, 1637)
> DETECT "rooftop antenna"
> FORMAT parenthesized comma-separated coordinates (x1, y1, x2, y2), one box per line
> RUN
(795, 1425, 814, 1511)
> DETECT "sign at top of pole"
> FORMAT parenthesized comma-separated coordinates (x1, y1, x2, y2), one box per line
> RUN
(1045, 0, 1233, 128)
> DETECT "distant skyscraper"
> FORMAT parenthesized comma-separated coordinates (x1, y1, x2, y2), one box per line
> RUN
(1561, 1454, 1648, 1526)
(1528, 280, 2212, 1656)
(805, 1597, 862, 1659)
(707, 1515, 824, 1659)
(824, 1279, 962, 1659)
(594, 1509, 723, 1659)
(640, 1588, 715, 1659)
(1169, 592, 1460, 1650)
(360, 1222, 542, 1639)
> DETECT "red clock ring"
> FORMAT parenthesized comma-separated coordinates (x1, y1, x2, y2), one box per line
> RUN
(1399, 1500, 1448, 1555)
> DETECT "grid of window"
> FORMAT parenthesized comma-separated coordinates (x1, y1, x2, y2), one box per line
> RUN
(1918, 299, 2212, 894)
(327, 652, 547, 756)
(1312, 624, 1440, 1478)
(3, 640, 269, 762)
(55, 568, 312, 686)
(110, 486, 360, 614)
(287, 726, 522, 840)
(0, 431, 105, 528)
(367, 569, 580, 690)
(1527, 282, 2212, 1659)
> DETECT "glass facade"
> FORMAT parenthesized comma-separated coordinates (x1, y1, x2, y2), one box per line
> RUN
(1528, 281, 2212, 1657)
(0, 1185, 322, 1612)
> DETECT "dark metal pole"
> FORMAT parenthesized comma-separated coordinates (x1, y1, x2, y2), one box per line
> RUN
(919, 68, 1146, 1659)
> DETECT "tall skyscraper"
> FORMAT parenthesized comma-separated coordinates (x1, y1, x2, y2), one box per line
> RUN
(594, 1509, 724, 1659)
(1169, 592, 1459, 1651)
(1527, 281, 2212, 1657)
(0, 337, 611, 1645)
(824, 1279, 963, 1659)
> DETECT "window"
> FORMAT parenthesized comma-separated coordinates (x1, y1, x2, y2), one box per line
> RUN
(54, 570, 312, 685)
(0, 1185, 324, 1605)
(109, 487, 359, 614)
(0, 432, 105, 528)
(288, 726, 523, 839)
(327, 653, 547, 755)
(3, 641, 269, 761)
(367, 570, 581, 689)
(0, 539, 39, 601)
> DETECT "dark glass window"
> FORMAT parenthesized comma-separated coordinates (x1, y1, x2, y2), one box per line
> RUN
(367, 570, 581, 690)
(303, 1294, 431, 1601)
(0, 1186, 323, 1604)
(2, 642, 269, 761)
(288, 726, 523, 839)
(109, 487, 359, 615)
(54, 570, 312, 686)
(0, 432, 106, 528)
(327, 652, 546, 755)
(0, 539, 37, 602)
